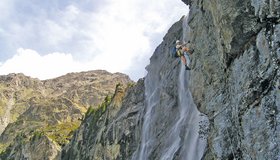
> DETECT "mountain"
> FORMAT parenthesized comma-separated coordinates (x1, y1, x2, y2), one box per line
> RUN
(1, 0, 279, 159)
(0, 70, 133, 159)
(62, 0, 279, 160)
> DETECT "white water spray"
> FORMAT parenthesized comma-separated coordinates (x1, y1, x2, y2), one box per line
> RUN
(133, 16, 208, 160)
(138, 87, 160, 160)
(160, 63, 208, 160)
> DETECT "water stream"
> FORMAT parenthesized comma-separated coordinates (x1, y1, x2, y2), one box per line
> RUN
(133, 16, 208, 160)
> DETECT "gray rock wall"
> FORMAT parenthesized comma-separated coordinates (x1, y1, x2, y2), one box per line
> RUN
(0, 135, 61, 160)
(186, 0, 280, 159)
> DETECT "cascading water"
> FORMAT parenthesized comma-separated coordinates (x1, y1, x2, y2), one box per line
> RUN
(138, 87, 160, 160)
(176, 65, 209, 160)
(132, 16, 209, 160)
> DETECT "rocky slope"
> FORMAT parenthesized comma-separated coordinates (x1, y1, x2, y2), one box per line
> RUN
(61, 80, 144, 160)
(61, 0, 279, 160)
(0, 70, 132, 160)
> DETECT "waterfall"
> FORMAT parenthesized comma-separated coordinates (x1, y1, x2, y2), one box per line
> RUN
(138, 87, 160, 160)
(133, 63, 208, 160)
(159, 64, 208, 160)
(132, 16, 208, 160)
(177, 66, 209, 160)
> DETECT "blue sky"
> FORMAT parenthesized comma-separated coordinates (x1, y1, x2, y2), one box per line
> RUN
(0, 0, 188, 81)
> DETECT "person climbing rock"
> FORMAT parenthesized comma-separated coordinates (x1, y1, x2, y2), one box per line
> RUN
(175, 40, 192, 70)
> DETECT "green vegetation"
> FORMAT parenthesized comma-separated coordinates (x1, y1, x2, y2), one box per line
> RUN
(116, 83, 121, 89)
(100, 95, 112, 112)
(32, 130, 45, 141)
(86, 95, 112, 116)
(0, 144, 11, 160)
(85, 106, 95, 116)
(0, 71, 132, 159)
(0, 120, 81, 156)
(38, 121, 80, 146)
(0, 144, 9, 154)
(127, 82, 136, 88)
(15, 132, 29, 145)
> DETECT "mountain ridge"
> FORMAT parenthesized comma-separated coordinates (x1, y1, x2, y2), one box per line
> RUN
(0, 70, 133, 159)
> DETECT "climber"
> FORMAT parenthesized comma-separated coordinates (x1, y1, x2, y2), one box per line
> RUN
(175, 40, 192, 70)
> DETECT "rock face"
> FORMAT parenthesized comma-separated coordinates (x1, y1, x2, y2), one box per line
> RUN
(1, 0, 279, 159)
(0, 70, 132, 160)
(186, 0, 280, 159)
(62, 17, 209, 160)
(61, 80, 145, 160)
(61, 0, 279, 159)
(1, 135, 61, 160)
(61, 19, 177, 159)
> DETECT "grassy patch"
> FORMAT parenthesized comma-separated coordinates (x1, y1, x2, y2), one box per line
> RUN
(85, 95, 112, 117)
(127, 82, 136, 88)
(0, 144, 9, 154)
(39, 121, 80, 146)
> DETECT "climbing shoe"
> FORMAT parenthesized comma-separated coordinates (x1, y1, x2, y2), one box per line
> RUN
(185, 65, 191, 70)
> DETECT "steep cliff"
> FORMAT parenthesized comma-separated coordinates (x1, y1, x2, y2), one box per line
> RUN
(61, 80, 145, 160)
(0, 71, 132, 160)
(185, 0, 279, 159)
(61, 0, 279, 159)
(62, 17, 209, 160)
(61, 18, 183, 159)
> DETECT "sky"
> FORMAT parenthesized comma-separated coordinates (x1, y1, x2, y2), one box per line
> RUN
(0, 0, 188, 81)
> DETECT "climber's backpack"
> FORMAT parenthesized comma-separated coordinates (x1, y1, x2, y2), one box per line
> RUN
(171, 47, 180, 58)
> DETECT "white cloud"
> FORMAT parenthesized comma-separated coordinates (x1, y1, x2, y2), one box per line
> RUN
(0, 48, 84, 80)
(0, 0, 189, 81)
(0, 48, 141, 80)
